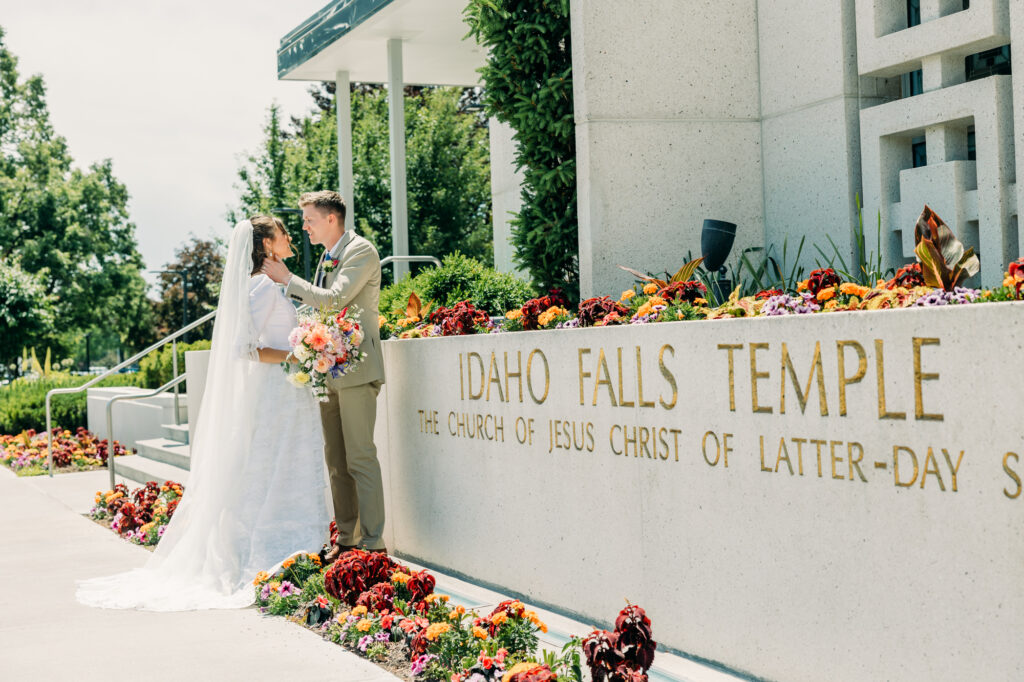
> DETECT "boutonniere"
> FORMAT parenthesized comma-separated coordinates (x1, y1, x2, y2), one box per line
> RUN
(323, 257, 339, 273)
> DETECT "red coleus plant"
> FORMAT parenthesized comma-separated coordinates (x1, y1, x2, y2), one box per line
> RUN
(355, 581, 395, 612)
(804, 267, 841, 296)
(656, 280, 706, 303)
(406, 569, 436, 604)
(886, 262, 925, 289)
(754, 288, 783, 300)
(324, 548, 407, 605)
(583, 605, 656, 682)
(1008, 257, 1024, 298)
(429, 300, 491, 336)
(577, 297, 630, 327)
(518, 289, 570, 330)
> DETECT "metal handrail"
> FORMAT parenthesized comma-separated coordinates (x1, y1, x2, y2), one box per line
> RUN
(45, 308, 217, 477)
(380, 255, 441, 268)
(104, 373, 187, 489)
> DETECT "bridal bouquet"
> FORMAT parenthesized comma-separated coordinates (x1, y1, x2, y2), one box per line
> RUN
(285, 306, 366, 401)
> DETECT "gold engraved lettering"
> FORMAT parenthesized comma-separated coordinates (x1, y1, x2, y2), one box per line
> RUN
(847, 442, 867, 482)
(792, 437, 807, 476)
(702, 431, 721, 466)
(609, 425, 622, 456)
(638, 426, 652, 459)
(874, 340, 906, 420)
(657, 428, 670, 461)
(810, 438, 826, 477)
(448, 411, 457, 436)
(1003, 452, 1022, 499)
(658, 344, 678, 410)
(593, 348, 617, 407)
(829, 440, 844, 480)
(577, 348, 592, 406)
(635, 347, 655, 408)
(779, 342, 828, 416)
(526, 349, 550, 404)
(836, 340, 867, 416)
(616, 347, 635, 408)
(505, 351, 523, 403)
(759, 436, 772, 472)
(718, 344, 743, 411)
(486, 352, 505, 402)
(749, 343, 772, 414)
(893, 445, 918, 487)
(942, 449, 964, 492)
(920, 447, 945, 490)
(467, 352, 485, 401)
(458, 353, 464, 400)
(723, 433, 733, 467)
(912, 338, 943, 421)
(775, 438, 793, 475)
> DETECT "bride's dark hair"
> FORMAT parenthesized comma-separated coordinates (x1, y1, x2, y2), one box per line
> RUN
(250, 215, 286, 275)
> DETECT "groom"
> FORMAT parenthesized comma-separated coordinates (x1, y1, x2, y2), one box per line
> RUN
(262, 190, 387, 560)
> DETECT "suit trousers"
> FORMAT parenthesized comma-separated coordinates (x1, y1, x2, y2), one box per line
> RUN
(319, 380, 386, 550)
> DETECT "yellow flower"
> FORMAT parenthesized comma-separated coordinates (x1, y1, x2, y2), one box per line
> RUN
(425, 623, 451, 641)
(252, 571, 270, 586)
(356, 619, 373, 632)
(647, 295, 666, 307)
(472, 626, 487, 639)
(816, 287, 836, 302)
(1005, 275, 1015, 288)
(352, 605, 368, 616)
(391, 571, 411, 585)
(824, 299, 838, 310)
(505, 309, 524, 320)
(619, 290, 635, 301)
(642, 283, 658, 295)
(139, 522, 155, 535)
(876, 278, 886, 288)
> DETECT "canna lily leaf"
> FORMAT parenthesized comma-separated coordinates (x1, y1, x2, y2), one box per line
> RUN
(616, 265, 667, 289)
(405, 292, 423, 320)
(912, 205, 980, 290)
(915, 238, 947, 289)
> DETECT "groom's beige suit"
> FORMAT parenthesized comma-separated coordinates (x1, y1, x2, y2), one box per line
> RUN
(285, 230, 387, 550)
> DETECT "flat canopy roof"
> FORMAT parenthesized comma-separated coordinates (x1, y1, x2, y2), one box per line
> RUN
(278, 0, 485, 86)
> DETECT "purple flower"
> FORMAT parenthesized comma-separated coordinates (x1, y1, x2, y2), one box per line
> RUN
(278, 581, 299, 598)
(761, 293, 821, 316)
(357, 634, 374, 652)
(375, 630, 390, 642)
(912, 287, 981, 307)
(555, 318, 581, 329)
(410, 654, 437, 676)
(260, 583, 272, 601)
(158, 525, 167, 537)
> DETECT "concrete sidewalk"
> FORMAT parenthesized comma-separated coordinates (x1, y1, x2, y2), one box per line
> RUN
(0, 467, 398, 682)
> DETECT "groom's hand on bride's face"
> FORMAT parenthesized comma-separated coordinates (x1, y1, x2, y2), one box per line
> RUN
(262, 255, 292, 285)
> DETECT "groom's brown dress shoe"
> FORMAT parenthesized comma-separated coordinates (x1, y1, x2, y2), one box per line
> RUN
(321, 543, 357, 565)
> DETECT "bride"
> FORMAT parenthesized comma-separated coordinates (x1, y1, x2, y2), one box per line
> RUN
(77, 217, 330, 610)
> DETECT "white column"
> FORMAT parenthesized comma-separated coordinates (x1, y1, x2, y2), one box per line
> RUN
(387, 38, 409, 282)
(335, 70, 354, 230)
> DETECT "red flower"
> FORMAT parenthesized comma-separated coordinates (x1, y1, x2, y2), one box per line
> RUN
(755, 288, 783, 300)
(1008, 257, 1024, 298)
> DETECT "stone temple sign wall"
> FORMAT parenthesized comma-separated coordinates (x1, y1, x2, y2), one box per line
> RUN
(374, 304, 1024, 682)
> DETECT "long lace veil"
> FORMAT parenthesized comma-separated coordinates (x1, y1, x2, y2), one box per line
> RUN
(76, 220, 266, 609)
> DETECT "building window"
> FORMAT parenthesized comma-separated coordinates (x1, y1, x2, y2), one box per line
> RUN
(912, 136, 927, 168)
(967, 128, 976, 161)
(901, 69, 923, 98)
(907, 0, 921, 27)
(966, 45, 1011, 81)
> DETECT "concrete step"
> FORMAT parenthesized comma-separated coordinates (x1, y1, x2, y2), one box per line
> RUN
(111, 455, 190, 487)
(136, 438, 191, 470)
(162, 423, 190, 444)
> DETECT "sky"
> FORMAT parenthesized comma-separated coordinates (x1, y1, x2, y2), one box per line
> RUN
(1, 0, 329, 288)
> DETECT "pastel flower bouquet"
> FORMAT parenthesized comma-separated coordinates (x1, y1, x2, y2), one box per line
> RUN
(285, 306, 367, 401)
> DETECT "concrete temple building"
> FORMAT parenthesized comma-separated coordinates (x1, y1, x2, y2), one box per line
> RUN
(278, 0, 1023, 293)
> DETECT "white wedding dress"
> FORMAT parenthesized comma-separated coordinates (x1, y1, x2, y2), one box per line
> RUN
(76, 221, 329, 611)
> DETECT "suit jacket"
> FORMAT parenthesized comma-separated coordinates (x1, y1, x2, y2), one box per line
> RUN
(285, 231, 386, 388)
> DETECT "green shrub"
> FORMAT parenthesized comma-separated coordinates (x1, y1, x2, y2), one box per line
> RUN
(379, 253, 535, 319)
(138, 340, 212, 390)
(0, 372, 141, 434)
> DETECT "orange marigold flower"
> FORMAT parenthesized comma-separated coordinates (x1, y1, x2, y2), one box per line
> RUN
(472, 626, 487, 639)
(425, 623, 452, 641)
(647, 295, 667, 307)
(252, 571, 271, 586)
(505, 309, 524, 320)
(490, 612, 508, 626)
(356, 619, 373, 632)
(269, 581, 281, 593)
(816, 287, 836, 302)
(797, 280, 809, 292)
(352, 605, 368, 616)
(503, 662, 535, 682)
(391, 571, 411, 585)
(694, 297, 707, 305)
(839, 282, 869, 297)
(642, 283, 658, 295)
(619, 290, 635, 301)
(282, 558, 296, 569)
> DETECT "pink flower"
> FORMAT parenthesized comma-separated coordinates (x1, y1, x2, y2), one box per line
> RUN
(305, 324, 330, 351)
(314, 355, 334, 374)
